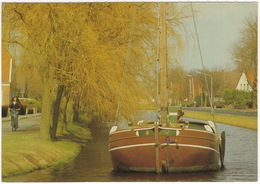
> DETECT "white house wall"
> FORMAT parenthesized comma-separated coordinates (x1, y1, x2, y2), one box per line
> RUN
(236, 72, 253, 92)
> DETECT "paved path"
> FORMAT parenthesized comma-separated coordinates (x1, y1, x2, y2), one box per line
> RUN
(2, 114, 41, 133)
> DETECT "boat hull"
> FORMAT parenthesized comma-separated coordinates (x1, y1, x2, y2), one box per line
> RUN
(109, 126, 221, 173)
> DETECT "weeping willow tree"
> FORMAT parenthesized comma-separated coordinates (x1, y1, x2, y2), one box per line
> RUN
(2, 2, 191, 140)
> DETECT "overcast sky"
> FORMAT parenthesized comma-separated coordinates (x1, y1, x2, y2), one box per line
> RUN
(180, 2, 257, 72)
(3, 1, 257, 73)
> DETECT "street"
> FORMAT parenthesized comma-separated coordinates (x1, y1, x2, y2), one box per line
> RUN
(182, 107, 257, 117)
(2, 114, 41, 134)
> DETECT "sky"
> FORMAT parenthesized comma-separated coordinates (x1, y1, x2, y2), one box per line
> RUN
(2, 1, 257, 72)
(180, 2, 257, 72)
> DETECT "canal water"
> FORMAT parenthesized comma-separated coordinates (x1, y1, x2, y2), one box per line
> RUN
(3, 119, 257, 182)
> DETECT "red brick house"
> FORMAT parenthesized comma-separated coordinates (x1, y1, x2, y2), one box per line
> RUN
(2, 47, 13, 116)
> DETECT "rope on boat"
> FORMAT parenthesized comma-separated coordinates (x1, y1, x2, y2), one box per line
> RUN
(190, 3, 215, 121)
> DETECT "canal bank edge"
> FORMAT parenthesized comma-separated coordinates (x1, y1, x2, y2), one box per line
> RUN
(2, 124, 92, 178)
(3, 111, 256, 178)
(184, 110, 257, 130)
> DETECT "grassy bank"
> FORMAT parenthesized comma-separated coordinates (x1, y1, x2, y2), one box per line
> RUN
(2, 124, 92, 178)
(184, 110, 257, 130)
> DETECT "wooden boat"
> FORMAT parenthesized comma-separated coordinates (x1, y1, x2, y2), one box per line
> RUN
(109, 108, 225, 173)
(109, 3, 225, 173)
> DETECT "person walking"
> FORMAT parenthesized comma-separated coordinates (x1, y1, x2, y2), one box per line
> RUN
(9, 96, 22, 129)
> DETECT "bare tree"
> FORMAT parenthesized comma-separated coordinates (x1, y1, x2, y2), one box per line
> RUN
(231, 15, 257, 108)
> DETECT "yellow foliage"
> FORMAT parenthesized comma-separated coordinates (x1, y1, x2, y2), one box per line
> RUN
(2, 3, 191, 123)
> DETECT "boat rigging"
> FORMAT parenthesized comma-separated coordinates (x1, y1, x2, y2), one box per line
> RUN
(109, 2, 225, 174)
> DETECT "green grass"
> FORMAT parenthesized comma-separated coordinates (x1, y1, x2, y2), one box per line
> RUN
(184, 110, 257, 130)
(2, 124, 92, 178)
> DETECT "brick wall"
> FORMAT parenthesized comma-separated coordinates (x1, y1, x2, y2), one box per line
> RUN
(2, 85, 10, 105)
(2, 47, 12, 105)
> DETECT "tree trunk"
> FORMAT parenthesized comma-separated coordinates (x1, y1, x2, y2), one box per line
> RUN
(40, 81, 56, 140)
(66, 98, 74, 125)
(253, 79, 257, 109)
(40, 75, 64, 141)
(57, 95, 69, 136)
(204, 93, 207, 107)
(73, 98, 80, 122)
(50, 85, 64, 141)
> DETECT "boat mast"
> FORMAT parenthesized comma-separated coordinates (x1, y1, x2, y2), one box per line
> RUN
(159, 2, 168, 126)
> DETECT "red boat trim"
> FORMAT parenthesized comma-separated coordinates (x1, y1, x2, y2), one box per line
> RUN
(185, 128, 215, 134)
(110, 127, 215, 136)
(109, 143, 219, 154)
(109, 136, 139, 142)
(109, 134, 217, 143)
(109, 129, 131, 135)
(159, 127, 182, 131)
(109, 143, 154, 151)
(134, 127, 155, 131)
(175, 144, 219, 154)
(158, 127, 215, 135)
(178, 135, 218, 143)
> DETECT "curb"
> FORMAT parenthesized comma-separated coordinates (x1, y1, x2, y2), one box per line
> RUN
(2, 113, 41, 122)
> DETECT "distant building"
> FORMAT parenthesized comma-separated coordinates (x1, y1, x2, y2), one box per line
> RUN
(236, 70, 254, 92)
(194, 79, 202, 96)
(2, 47, 13, 106)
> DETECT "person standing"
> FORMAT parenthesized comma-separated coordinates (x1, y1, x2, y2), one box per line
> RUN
(9, 96, 21, 129)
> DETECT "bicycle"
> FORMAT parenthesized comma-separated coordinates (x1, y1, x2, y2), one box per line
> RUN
(10, 109, 19, 131)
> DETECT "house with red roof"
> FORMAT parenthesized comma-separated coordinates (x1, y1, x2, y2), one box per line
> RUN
(236, 69, 254, 92)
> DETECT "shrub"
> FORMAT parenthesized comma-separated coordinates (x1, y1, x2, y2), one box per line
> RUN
(222, 89, 253, 108)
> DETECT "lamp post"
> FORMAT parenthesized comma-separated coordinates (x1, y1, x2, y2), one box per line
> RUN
(196, 71, 213, 111)
(187, 75, 194, 103)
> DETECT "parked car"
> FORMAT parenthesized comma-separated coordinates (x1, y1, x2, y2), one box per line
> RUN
(19, 98, 41, 115)
(2, 105, 8, 117)
(213, 102, 225, 109)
